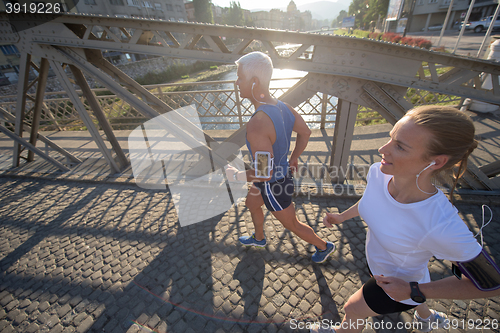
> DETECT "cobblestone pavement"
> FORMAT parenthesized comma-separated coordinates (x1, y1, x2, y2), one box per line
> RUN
(0, 177, 499, 333)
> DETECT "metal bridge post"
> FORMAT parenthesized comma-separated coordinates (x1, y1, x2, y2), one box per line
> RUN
(12, 52, 32, 168)
(68, 64, 129, 170)
(27, 58, 50, 162)
(330, 99, 358, 183)
(234, 82, 243, 127)
(320, 93, 328, 130)
(50, 60, 121, 173)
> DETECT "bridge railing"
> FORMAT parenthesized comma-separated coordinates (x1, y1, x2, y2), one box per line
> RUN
(0, 78, 462, 131)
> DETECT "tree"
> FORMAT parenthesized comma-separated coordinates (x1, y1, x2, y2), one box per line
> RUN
(348, 0, 389, 30)
(194, 0, 214, 24)
(334, 9, 349, 27)
(223, 1, 244, 26)
(348, 0, 370, 29)
(363, 0, 389, 30)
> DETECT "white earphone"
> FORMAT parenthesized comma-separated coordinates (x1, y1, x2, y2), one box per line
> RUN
(421, 160, 436, 173)
(416, 161, 438, 195)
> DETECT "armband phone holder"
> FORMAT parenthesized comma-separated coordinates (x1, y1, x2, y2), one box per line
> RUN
(254, 151, 273, 178)
(454, 249, 500, 291)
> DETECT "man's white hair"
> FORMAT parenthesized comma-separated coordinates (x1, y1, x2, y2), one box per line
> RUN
(235, 51, 273, 89)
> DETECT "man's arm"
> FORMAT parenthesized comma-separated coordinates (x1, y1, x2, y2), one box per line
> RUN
(286, 102, 311, 173)
(243, 111, 275, 182)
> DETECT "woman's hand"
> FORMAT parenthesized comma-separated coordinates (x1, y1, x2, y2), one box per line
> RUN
(374, 275, 412, 302)
(323, 213, 345, 228)
(225, 165, 238, 181)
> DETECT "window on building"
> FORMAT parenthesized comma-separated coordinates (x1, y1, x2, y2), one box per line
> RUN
(166, 4, 173, 11)
(428, 0, 437, 3)
(126, 0, 140, 5)
(154, 3, 162, 10)
(110, 0, 124, 5)
(175, 4, 182, 12)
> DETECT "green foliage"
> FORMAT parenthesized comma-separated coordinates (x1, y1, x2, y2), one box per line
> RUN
(333, 29, 370, 38)
(354, 30, 370, 38)
(194, 0, 214, 24)
(348, 0, 388, 30)
(94, 90, 113, 96)
(356, 108, 386, 126)
(223, 1, 244, 26)
(364, 0, 389, 28)
(334, 10, 348, 27)
(134, 61, 219, 85)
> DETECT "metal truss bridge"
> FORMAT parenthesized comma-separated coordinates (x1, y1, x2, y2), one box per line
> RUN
(1, 13, 499, 191)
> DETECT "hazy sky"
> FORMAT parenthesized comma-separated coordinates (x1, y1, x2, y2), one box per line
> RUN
(211, 0, 348, 11)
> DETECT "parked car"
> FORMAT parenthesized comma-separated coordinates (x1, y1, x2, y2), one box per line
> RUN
(465, 16, 500, 33)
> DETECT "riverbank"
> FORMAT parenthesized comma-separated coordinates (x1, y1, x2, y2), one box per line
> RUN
(156, 64, 235, 91)
(0, 57, 235, 97)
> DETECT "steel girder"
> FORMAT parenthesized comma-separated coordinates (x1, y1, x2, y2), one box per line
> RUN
(3, 13, 500, 104)
(1, 13, 499, 190)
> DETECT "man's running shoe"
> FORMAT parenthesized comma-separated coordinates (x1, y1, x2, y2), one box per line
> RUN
(239, 233, 266, 247)
(312, 241, 336, 263)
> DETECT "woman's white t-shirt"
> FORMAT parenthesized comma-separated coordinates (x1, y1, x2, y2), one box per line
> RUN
(358, 163, 482, 305)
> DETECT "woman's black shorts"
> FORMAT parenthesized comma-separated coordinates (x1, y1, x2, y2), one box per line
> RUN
(362, 276, 418, 315)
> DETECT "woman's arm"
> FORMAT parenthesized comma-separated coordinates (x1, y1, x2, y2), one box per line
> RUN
(374, 275, 500, 301)
(323, 200, 360, 227)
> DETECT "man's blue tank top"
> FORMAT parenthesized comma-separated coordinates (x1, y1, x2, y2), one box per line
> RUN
(246, 100, 295, 182)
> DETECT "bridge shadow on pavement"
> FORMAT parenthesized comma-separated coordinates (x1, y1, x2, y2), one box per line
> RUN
(0, 177, 499, 332)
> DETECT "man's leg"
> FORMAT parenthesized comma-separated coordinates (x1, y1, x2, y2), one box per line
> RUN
(272, 204, 327, 250)
(245, 184, 266, 241)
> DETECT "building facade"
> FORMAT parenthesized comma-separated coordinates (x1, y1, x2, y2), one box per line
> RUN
(75, 0, 187, 22)
(410, 0, 469, 32)
(389, 0, 497, 33)
(0, 0, 188, 83)
(467, 0, 499, 21)
(250, 1, 313, 31)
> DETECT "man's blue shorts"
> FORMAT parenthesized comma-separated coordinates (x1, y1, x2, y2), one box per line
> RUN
(253, 174, 294, 212)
